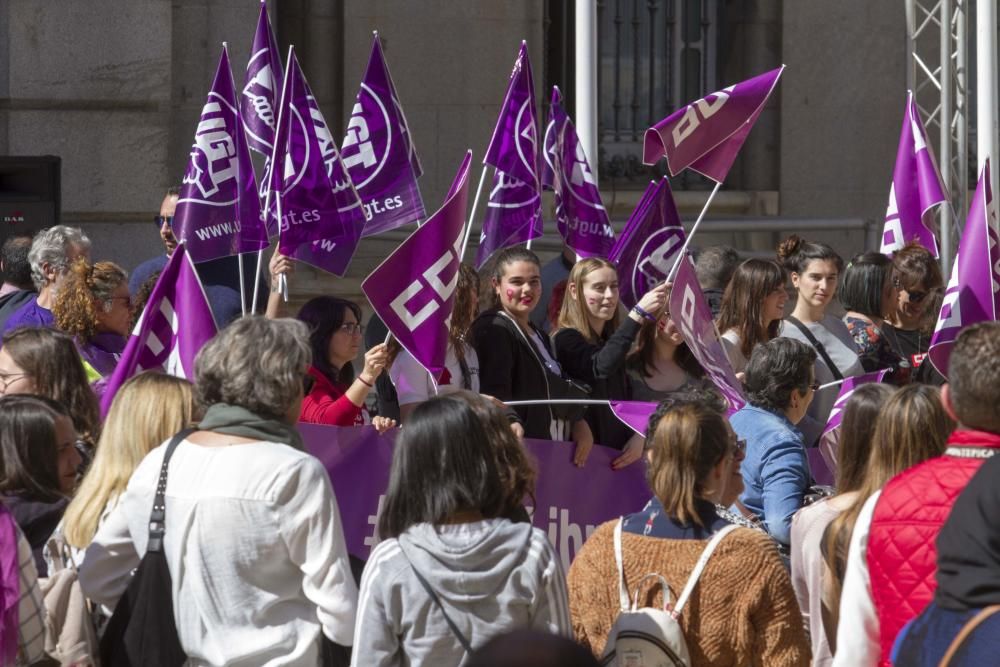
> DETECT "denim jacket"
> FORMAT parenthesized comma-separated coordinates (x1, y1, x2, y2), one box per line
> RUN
(730, 404, 810, 546)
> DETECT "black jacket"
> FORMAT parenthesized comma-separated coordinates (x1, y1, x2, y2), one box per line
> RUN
(3, 492, 68, 577)
(0, 289, 36, 332)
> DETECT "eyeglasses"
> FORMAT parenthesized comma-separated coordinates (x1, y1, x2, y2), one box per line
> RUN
(893, 276, 929, 303)
(338, 323, 365, 336)
(0, 371, 29, 392)
(302, 374, 315, 395)
(808, 382, 820, 392)
(154, 215, 174, 228)
(733, 439, 746, 455)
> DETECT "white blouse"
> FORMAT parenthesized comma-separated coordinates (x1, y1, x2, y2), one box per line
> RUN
(390, 343, 480, 406)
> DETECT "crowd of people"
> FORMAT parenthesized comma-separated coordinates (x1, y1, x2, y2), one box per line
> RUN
(0, 188, 998, 667)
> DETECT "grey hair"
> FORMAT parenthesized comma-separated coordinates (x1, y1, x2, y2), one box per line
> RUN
(194, 317, 312, 420)
(28, 225, 92, 290)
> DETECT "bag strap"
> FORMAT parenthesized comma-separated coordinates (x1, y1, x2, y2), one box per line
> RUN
(411, 565, 474, 655)
(672, 524, 739, 616)
(938, 605, 1000, 667)
(614, 518, 629, 611)
(147, 428, 196, 553)
(785, 316, 845, 381)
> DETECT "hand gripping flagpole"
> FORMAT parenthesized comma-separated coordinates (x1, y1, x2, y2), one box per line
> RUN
(460, 164, 490, 262)
(664, 180, 722, 285)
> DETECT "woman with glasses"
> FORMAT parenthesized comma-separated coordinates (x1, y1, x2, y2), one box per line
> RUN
(883, 240, 944, 373)
(840, 253, 908, 382)
(296, 296, 396, 432)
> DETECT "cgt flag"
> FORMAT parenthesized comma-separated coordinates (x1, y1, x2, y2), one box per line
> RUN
(553, 118, 615, 258)
(881, 91, 949, 257)
(608, 178, 686, 310)
(100, 243, 217, 417)
(270, 48, 366, 276)
(476, 42, 543, 268)
(362, 151, 473, 377)
(174, 45, 266, 263)
(344, 32, 426, 238)
(928, 160, 1000, 377)
(669, 254, 747, 412)
(643, 66, 784, 183)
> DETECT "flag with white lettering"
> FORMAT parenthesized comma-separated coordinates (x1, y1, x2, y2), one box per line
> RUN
(608, 178, 686, 310)
(553, 117, 615, 258)
(880, 91, 948, 257)
(362, 151, 472, 377)
(99, 243, 217, 417)
(541, 85, 568, 191)
(344, 32, 426, 238)
(643, 66, 784, 183)
(928, 159, 1000, 377)
(668, 254, 747, 411)
(270, 48, 366, 276)
(821, 369, 891, 438)
(174, 45, 266, 263)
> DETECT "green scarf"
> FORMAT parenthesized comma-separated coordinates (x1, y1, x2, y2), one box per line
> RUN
(197, 403, 305, 451)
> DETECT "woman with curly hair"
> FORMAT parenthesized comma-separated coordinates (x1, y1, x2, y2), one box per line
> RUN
(52, 259, 130, 383)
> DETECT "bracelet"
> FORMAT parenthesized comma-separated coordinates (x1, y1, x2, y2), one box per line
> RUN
(357, 375, 374, 388)
(632, 305, 657, 322)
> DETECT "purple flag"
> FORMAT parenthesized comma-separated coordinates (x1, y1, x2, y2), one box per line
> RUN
(362, 151, 473, 377)
(553, 118, 615, 258)
(609, 401, 659, 436)
(928, 160, 1000, 377)
(669, 254, 747, 412)
(643, 66, 784, 183)
(880, 91, 949, 257)
(99, 243, 217, 417)
(541, 85, 569, 191)
(475, 169, 544, 269)
(174, 46, 266, 263)
(608, 178, 687, 310)
(821, 369, 890, 438)
(270, 48, 366, 276)
(343, 33, 426, 238)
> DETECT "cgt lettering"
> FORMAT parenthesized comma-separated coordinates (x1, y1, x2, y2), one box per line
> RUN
(389, 241, 461, 331)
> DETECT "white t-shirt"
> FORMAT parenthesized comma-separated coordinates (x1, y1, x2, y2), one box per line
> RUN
(721, 329, 749, 374)
(390, 343, 480, 406)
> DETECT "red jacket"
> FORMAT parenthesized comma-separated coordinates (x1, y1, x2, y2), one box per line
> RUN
(866, 430, 1000, 666)
(299, 366, 367, 426)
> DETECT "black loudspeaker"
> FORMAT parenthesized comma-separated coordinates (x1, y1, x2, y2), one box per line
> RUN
(0, 156, 61, 242)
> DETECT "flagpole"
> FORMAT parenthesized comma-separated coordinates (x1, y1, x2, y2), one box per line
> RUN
(505, 399, 611, 407)
(665, 180, 722, 284)
(460, 164, 489, 262)
(275, 192, 288, 302)
(251, 248, 265, 315)
(238, 253, 247, 316)
(818, 379, 846, 391)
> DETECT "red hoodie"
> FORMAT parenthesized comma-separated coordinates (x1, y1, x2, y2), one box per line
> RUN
(299, 366, 368, 426)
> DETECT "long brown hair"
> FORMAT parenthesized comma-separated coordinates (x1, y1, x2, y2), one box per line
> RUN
(717, 259, 786, 360)
(834, 383, 895, 493)
(627, 317, 704, 380)
(450, 263, 480, 364)
(555, 258, 621, 343)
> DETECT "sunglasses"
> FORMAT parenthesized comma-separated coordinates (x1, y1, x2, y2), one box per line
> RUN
(154, 215, 174, 228)
(893, 276, 929, 303)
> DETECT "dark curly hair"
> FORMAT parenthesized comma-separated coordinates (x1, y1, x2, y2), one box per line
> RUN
(744, 337, 817, 412)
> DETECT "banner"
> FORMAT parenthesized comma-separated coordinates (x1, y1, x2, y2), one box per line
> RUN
(610, 400, 659, 436)
(928, 160, 1000, 376)
(669, 254, 747, 412)
(344, 33, 426, 238)
(362, 152, 472, 377)
(174, 45, 266, 263)
(553, 118, 615, 258)
(880, 91, 949, 257)
(303, 424, 651, 568)
(643, 66, 784, 183)
(608, 178, 686, 310)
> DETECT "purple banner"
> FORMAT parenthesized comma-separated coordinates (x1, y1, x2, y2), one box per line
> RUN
(174, 46, 266, 263)
(541, 85, 568, 191)
(303, 424, 651, 568)
(821, 369, 891, 438)
(610, 401, 659, 436)
(608, 178, 686, 310)
(271, 48, 366, 276)
(483, 42, 540, 188)
(929, 159, 1000, 377)
(669, 254, 747, 412)
(553, 118, 615, 258)
(344, 33, 426, 238)
(474, 169, 543, 269)
(362, 152, 473, 377)
(100, 243, 217, 417)
(643, 66, 784, 183)
(880, 91, 948, 258)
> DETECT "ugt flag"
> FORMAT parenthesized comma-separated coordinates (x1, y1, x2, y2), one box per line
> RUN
(362, 151, 473, 378)
(608, 178, 686, 310)
(270, 47, 366, 276)
(821, 369, 891, 439)
(100, 243, 217, 417)
(643, 66, 784, 182)
(476, 42, 543, 268)
(881, 91, 949, 257)
(174, 45, 266, 263)
(669, 254, 747, 412)
(553, 117, 615, 258)
(241, 0, 284, 236)
(541, 85, 569, 190)
(344, 32, 426, 238)
(928, 159, 1000, 377)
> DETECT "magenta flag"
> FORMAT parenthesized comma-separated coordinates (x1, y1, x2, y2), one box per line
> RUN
(344, 33, 426, 238)
(541, 85, 569, 191)
(475, 169, 543, 269)
(270, 48, 366, 276)
(173, 45, 266, 263)
(821, 369, 890, 439)
(362, 151, 473, 377)
(881, 91, 949, 257)
(928, 160, 1000, 377)
(100, 243, 218, 417)
(643, 66, 784, 183)
(609, 401, 659, 436)
(608, 178, 686, 310)
(669, 254, 747, 412)
(553, 118, 615, 258)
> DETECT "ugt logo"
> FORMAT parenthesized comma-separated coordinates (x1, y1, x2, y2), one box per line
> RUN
(514, 98, 538, 182)
(671, 85, 736, 148)
(341, 83, 396, 188)
(389, 237, 461, 331)
(634, 228, 685, 296)
(242, 57, 278, 142)
(183, 96, 238, 201)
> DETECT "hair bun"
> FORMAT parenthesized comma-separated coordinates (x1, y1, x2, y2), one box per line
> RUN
(776, 235, 803, 261)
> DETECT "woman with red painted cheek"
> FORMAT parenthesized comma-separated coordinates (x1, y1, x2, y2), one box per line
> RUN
(776, 235, 864, 447)
(552, 258, 668, 460)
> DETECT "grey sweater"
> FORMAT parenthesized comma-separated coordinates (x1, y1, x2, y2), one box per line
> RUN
(350, 518, 571, 666)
